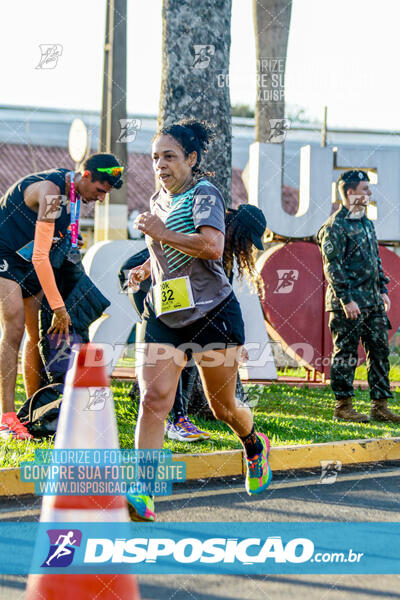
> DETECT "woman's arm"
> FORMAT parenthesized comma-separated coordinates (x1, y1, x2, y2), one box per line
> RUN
(134, 212, 224, 260)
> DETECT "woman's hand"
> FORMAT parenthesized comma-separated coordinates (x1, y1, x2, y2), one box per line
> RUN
(134, 212, 167, 242)
(240, 346, 249, 364)
(128, 262, 150, 290)
(47, 306, 72, 346)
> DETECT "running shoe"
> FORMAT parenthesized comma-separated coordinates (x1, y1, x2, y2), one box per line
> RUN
(181, 416, 210, 440)
(245, 432, 272, 495)
(166, 416, 208, 442)
(0, 412, 33, 440)
(126, 493, 155, 522)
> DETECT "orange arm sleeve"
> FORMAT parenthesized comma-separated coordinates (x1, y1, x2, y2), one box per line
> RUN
(32, 221, 64, 310)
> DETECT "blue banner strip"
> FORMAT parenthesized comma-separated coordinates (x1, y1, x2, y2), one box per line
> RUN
(1, 522, 399, 575)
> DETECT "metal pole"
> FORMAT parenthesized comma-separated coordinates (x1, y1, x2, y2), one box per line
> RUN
(99, 0, 110, 151)
(321, 106, 327, 147)
(106, 0, 114, 153)
(95, 0, 128, 242)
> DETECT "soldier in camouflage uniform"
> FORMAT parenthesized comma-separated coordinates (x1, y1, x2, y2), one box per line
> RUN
(317, 170, 400, 423)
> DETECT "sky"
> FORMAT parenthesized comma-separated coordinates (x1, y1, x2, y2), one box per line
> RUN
(0, 0, 399, 130)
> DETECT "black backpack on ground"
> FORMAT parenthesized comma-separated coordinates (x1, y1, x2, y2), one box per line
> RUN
(17, 383, 64, 438)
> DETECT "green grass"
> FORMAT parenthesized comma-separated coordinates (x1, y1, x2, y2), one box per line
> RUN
(1, 375, 400, 468)
(118, 353, 400, 382)
(277, 354, 400, 382)
(250, 383, 400, 446)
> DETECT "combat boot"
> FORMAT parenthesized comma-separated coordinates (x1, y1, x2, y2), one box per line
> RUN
(333, 397, 369, 423)
(370, 399, 400, 423)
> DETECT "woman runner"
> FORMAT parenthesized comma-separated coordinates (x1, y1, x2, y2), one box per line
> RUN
(127, 119, 272, 521)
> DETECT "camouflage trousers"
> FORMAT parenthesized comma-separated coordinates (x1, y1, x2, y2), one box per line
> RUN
(328, 306, 392, 400)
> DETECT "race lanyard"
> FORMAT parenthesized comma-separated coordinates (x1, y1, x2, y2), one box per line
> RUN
(69, 171, 81, 248)
(153, 276, 195, 317)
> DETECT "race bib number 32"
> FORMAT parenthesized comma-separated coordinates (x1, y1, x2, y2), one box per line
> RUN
(153, 276, 195, 317)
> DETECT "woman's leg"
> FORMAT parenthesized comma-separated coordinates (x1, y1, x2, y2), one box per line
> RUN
(194, 346, 253, 437)
(135, 343, 185, 449)
(194, 346, 272, 495)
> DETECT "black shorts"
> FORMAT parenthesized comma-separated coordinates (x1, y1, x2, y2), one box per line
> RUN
(0, 246, 41, 298)
(138, 291, 245, 351)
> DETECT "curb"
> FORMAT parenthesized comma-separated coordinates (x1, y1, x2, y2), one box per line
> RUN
(1, 437, 400, 497)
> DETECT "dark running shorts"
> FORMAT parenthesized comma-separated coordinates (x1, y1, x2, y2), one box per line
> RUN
(138, 291, 245, 351)
(0, 246, 41, 297)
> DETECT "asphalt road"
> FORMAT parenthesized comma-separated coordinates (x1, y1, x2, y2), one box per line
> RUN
(1, 464, 399, 600)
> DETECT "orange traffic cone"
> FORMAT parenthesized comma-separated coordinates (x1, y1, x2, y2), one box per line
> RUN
(25, 343, 140, 599)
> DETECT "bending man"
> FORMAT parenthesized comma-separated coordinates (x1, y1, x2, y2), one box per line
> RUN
(0, 153, 124, 439)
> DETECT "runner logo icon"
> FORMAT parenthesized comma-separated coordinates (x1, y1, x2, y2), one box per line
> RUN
(36, 44, 63, 69)
(319, 460, 342, 485)
(117, 118, 142, 143)
(267, 119, 291, 143)
(42, 529, 82, 567)
(192, 45, 215, 69)
(85, 387, 110, 411)
(196, 195, 216, 220)
(274, 269, 299, 294)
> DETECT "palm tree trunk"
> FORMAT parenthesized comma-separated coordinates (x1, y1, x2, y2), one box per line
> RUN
(96, 0, 128, 242)
(159, 0, 233, 205)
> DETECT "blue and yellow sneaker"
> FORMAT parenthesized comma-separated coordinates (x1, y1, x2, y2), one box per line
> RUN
(245, 432, 272, 495)
(166, 416, 210, 442)
(126, 493, 155, 522)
